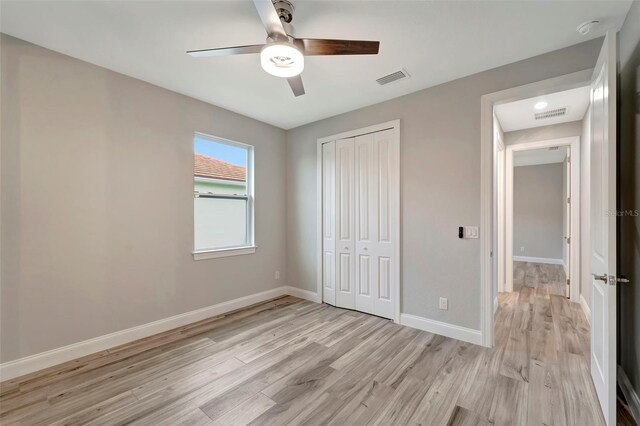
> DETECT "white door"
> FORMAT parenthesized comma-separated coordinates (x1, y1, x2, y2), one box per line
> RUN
(354, 132, 377, 315)
(354, 129, 396, 319)
(589, 31, 617, 426)
(322, 141, 336, 306)
(335, 137, 356, 309)
(565, 149, 571, 298)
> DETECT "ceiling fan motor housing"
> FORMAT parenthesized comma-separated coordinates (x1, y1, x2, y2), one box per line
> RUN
(273, 0, 294, 23)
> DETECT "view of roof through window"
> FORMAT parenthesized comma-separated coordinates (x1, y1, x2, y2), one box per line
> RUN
(194, 135, 247, 183)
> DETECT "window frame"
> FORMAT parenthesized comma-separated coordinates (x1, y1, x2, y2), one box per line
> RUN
(192, 132, 255, 260)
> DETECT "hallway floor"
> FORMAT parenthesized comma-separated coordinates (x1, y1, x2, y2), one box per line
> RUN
(491, 261, 602, 424)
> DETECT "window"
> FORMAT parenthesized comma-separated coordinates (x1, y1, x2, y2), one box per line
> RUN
(193, 133, 254, 259)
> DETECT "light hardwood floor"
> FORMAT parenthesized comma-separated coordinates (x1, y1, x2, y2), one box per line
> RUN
(0, 265, 604, 425)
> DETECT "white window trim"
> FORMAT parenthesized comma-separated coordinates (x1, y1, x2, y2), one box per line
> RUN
(193, 245, 257, 260)
(193, 132, 255, 259)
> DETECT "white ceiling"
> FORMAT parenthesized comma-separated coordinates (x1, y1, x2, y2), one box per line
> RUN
(1, 1, 632, 129)
(495, 86, 591, 132)
(514, 146, 568, 167)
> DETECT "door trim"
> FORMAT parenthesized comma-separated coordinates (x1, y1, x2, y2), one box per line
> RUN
(505, 136, 581, 303)
(316, 120, 401, 323)
(480, 69, 592, 347)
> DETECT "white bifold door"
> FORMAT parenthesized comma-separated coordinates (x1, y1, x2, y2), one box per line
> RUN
(322, 128, 399, 320)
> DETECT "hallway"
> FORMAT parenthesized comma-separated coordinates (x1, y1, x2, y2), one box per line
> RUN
(485, 261, 601, 424)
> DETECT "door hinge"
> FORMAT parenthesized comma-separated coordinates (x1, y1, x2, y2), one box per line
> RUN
(567, 237, 571, 244)
(566, 278, 570, 286)
(567, 197, 570, 204)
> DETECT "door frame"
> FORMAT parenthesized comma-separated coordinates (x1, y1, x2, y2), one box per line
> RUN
(316, 119, 401, 323)
(504, 136, 581, 303)
(494, 116, 506, 297)
(480, 69, 592, 347)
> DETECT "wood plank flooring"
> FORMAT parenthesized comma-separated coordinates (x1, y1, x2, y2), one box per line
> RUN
(0, 265, 605, 425)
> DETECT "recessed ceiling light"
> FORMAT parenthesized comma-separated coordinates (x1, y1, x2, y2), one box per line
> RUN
(534, 101, 548, 110)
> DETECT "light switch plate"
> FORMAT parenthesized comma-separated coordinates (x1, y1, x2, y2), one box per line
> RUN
(464, 226, 479, 239)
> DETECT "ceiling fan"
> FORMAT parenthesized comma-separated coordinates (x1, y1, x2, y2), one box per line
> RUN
(187, 0, 380, 97)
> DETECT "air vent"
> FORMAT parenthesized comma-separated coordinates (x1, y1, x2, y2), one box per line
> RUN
(376, 69, 410, 85)
(535, 107, 568, 120)
(549, 146, 559, 150)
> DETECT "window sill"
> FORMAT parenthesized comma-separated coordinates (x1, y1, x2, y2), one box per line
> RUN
(193, 246, 257, 260)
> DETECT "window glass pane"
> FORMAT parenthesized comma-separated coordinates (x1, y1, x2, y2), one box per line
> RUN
(194, 197, 247, 250)
(194, 135, 250, 251)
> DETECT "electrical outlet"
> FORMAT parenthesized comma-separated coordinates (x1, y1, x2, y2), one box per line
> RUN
(520, 246, 525, 252)
(275, 271, 280, 280)
(439, 297, 448, 310)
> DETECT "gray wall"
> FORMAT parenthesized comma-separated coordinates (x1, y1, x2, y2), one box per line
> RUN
(513, 164, 564, 260)
(504, 121, 582, 146)
(619, 0, 640, 406)
(286, 39, 602, 329)
(0, 35, 288, 362)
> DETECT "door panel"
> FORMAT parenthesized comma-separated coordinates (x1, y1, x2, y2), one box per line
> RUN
(589, 32, 617, 426)
(339, 253, 352, 291)
(322, 142, 336, 305)
(353, 129, 396, 319)
(373, 130, 396, 318)
(354, 133, 376, 314)
(378, 137, 391, 243)
(357, 142, 371, 242)
(379, 257, 391, 300)
(336, 138, 356, 309)
(358, 255, 371, 296)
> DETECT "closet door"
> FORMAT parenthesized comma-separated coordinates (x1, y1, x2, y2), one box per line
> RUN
(322, 141, 336, 305)
(354, 129, 395, 319)
(372, 129, 396, 319)
(335, 138, 356, 309)
(354, 133, 378, 315)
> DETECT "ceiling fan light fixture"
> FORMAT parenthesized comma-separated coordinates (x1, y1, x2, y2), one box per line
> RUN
(260, 42, 304, 78)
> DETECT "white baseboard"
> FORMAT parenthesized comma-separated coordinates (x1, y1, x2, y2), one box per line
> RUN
(513, 256, 564, 265)
(618, 365, 640, 423)
(400, 313, 482, 345)
(580, 294, 591, 324)
(284, 286, 321, 303)
(0, 286, 299, 382)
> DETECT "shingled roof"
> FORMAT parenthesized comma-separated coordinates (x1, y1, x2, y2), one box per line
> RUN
(194, 153, 246, 182)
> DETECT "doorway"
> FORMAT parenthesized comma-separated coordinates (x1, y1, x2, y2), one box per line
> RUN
(316, 120, 401, 322)
(504, 137, 581, 302)
(481, 31, 619, 425)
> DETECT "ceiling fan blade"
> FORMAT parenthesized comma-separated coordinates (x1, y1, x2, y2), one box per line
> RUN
(187, 44, 265, 57)
(287, 75, 305, 97)
(296, 39, 380, 56)
(253, 0, 287, 39)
